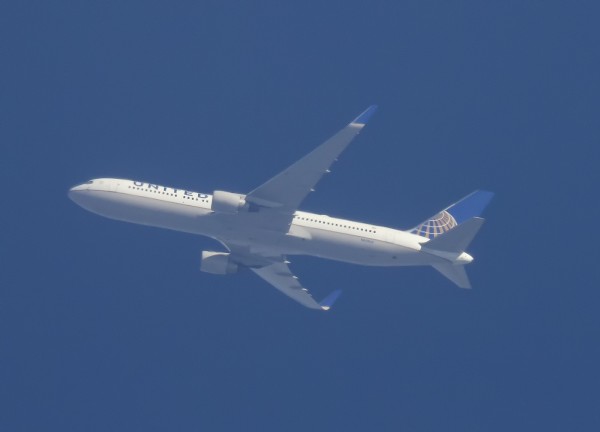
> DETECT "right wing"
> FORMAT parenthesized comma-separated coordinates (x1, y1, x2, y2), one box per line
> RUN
(219, 241, 342, 311)
(216, 108, 377, 309)
(250, 259, 342, 311)
(245, 105, 377, 214)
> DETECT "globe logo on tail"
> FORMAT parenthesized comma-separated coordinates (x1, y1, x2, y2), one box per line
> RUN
(411, 210, 457, 239)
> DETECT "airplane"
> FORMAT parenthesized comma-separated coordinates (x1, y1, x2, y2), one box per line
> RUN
(69, 106, 493, 311)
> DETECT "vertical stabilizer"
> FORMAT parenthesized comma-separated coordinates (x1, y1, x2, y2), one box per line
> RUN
(421, 217, 484, 254)
(422, 218, 483, 288)
(410, 190, 493, 239)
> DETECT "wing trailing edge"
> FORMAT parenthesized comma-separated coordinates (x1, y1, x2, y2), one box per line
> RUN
(246, 106, 377, 213)
(250, 259, 342, 310)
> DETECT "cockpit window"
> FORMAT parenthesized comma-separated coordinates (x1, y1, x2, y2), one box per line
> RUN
(85, 180, 94, 184)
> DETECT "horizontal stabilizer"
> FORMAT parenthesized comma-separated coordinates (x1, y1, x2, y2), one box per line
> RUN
(422, 217, 484, 253)
(432, 263, 471, 289)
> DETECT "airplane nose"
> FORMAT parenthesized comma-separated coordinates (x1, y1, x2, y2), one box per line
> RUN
(68, 184, 88, 202)
(70, 183, 88, 191)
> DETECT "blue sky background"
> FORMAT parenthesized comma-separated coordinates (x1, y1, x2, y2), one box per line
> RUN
(2, 1, 599, 430)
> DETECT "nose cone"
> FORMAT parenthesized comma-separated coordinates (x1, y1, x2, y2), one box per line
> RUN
(68, 183, 89, 204)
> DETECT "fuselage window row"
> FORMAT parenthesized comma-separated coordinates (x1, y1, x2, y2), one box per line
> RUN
(128, 185, 207, 202)
(295, 215, 375, 233)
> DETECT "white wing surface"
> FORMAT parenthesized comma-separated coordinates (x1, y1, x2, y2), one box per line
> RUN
(216, 107, 375, 309)
(246, 105, 377, 213)
(250, 259, 342, 311)
(218, 241, 342, 310)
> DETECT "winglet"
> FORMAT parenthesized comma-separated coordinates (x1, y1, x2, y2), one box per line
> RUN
(351, 105, 378, 126)
(319, 289, 342, 311)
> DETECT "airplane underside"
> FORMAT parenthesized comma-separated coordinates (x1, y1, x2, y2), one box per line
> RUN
(69, 106, 492, 310)
(71, 189, 442, 268)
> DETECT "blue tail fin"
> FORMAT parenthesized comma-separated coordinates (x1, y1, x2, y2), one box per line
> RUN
(410, 190, 494, 239)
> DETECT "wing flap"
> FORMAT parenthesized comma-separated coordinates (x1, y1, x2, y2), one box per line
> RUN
(251, 260, 341, 310)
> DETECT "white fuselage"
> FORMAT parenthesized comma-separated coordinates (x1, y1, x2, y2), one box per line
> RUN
(69, 178, 451, 267)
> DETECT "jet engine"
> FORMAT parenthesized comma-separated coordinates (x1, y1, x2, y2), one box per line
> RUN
(211, 190, 246, 214)
(200, 251, 239, 274)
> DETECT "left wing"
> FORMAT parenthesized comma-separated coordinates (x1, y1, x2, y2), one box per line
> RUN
(250, 259, 342, 311)
(246, 105, 377, 213)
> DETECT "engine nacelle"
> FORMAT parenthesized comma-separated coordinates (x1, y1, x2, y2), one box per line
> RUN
(211, 190, 246, 214)
(200, 251, 239, 275)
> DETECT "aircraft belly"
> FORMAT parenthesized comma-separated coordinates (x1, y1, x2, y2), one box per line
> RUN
(280, 227, 422, 266)
(75, 191, 213, 235)
(68, 105, 493, 311)
(74, 191, 444, 267)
